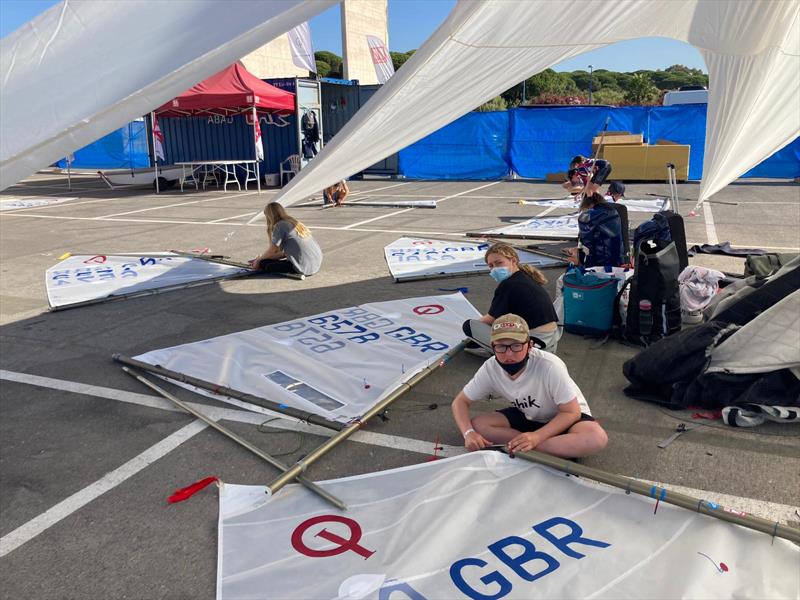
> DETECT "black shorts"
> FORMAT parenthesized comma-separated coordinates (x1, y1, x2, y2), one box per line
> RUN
(498, 406, 595, 432)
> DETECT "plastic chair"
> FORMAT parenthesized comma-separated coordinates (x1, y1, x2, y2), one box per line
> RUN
(279, 154, 301, 186)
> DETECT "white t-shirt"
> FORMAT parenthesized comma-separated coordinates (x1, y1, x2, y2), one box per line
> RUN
(463, 349, 591, 422)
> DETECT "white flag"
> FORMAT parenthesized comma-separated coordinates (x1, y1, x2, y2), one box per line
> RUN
(288, 22, 316, 73)
(366, 35, 394, 84)
(153, 116, 165, 162)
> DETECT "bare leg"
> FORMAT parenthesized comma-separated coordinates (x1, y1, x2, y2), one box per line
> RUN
(473, 412, 520, 445)
(535, 421, 608, 458)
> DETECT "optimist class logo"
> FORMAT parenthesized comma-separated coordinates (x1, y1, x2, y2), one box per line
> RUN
(291, 515, 375, 560)
(413, 304, 444, 315)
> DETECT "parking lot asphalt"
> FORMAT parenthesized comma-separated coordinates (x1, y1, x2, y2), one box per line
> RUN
(1, 172, 798, 598)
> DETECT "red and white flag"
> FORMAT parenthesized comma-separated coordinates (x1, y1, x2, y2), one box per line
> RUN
(248, 113, 264, 161)
(288, 22, 316, 73)
(366, 35, 394, 84)
(153, 116, 165, 162)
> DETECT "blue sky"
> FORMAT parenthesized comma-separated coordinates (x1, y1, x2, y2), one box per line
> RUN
(0, 0, 707, 73)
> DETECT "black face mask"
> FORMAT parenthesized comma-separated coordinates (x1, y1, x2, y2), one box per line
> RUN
(496, 354, 529, 376)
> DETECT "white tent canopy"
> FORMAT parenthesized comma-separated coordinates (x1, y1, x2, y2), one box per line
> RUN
(271, 0, 800, 208)
(0, 0, 335, 190)
(2, 1, 798, 196)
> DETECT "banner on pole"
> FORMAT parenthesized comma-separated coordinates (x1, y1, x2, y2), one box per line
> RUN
(153, 116, 165, 162)
(385, 237, 563, 282)
(475, 214, 580, 240)
(288, 22, 316, 73)
(134, 293, 479, 422)
(366, 35, 394, 84)
(217, 452, 799, 599)
(46, 252, 249, 308)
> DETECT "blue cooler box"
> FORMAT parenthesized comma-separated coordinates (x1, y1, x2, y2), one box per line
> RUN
(563, 269, 620, 335)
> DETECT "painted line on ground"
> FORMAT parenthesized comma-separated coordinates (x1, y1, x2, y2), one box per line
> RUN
(343, 208, 415, 229)
(535, 206, 559, 217)
(206, 211, 262, 224)
(340, 182, 501, 230)
(0, 419, 208, 558)
(347, 181, 410, 197)
(0, 369, 459, 458)
(1, 369, 796, 525)
(703, 202, 719, 245)
(2, 212, 799, 252)
(93, 190, 261, 219)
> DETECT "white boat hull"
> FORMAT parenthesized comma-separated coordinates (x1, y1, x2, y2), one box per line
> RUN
(99, 166, 184, 187)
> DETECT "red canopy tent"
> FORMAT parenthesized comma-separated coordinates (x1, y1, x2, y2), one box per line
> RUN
(154, 63, 295, 117)
(150, 64, 294, 194)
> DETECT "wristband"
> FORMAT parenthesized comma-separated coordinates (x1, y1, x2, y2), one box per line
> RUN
(463, 428, 475, 438)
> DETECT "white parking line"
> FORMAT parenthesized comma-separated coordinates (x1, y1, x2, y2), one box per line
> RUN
(703, 202, 719, 245)
(0, 419, 208, 558)
(94, 190, 260, 219)
(342, 208, 414, 229)
(3, 369, 798, 527)
(3, 211, 799, 252)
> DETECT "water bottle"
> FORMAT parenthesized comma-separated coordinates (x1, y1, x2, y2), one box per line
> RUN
(639, 299, 653, 338)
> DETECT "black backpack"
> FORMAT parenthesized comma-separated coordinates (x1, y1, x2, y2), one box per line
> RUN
(616, 238, 682, 345)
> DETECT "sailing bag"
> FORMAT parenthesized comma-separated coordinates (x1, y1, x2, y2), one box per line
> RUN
(619, 238, 682, 345)
(563, 268, 620, 335)
(633, 210, 688, 271)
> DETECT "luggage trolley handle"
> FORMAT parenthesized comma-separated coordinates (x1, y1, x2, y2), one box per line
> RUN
(666, 163, 678, 214)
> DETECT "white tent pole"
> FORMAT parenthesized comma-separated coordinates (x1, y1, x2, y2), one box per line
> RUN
(151, 112, 160, 194)
(253, 106, 261, 195)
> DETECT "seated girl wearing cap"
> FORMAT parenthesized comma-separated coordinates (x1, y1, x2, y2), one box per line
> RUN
(452, 313, 608, 457)
(462, 243, 561, 354)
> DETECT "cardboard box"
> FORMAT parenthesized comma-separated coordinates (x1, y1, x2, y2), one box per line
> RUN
(592, 133, 644, 154)
(546, 172, 567, 182)
(602, 144, 690, 180)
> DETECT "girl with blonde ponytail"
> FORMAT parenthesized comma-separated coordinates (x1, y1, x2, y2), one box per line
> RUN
(462, 242, 561, 354)
(249, 202, 322, 276)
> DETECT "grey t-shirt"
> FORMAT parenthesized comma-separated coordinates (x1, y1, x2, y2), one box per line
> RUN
(272, 220, 322, 275)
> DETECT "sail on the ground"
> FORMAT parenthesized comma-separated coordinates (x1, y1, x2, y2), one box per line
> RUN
(133, 293, 479, 423)
(1, 197, 78, 211)
(46, 253, 250, 308)
(473, 214, 579, 240)
(519, 197, 670, 213)
(217, 452, 799, 600)
(385, 237, 563, 282)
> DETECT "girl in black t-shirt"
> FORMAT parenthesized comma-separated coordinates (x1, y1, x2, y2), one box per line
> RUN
(463, 243, 561, 355)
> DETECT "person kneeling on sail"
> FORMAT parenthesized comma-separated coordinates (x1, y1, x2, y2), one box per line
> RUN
(452, 314, 608, 458)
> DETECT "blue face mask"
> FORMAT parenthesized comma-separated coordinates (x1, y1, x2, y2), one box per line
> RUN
(490, 267, 512, 283)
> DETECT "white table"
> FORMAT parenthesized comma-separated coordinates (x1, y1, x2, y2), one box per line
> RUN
(175, 160, 261, 193)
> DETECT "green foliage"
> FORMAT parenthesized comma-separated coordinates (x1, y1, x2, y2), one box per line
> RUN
(476, 95, 508, 112)
(390, 51, 415, 71)
(624, 73, 659, 104)
(592, 88, 625, 105)
(315, 60, 332, 77)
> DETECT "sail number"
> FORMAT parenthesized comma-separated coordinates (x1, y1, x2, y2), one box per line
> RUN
(272, 308, 449, 354)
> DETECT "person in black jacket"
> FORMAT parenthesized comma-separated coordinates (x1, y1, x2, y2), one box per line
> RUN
(463, 243, 561, 355)
(562, 193, 624, 267)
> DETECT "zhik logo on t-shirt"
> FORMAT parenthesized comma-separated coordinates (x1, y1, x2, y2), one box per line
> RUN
(512, 395, 540, 410)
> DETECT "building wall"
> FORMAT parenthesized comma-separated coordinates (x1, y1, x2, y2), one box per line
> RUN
(240, 36, 310, 79)
(341, 0, 389, 85)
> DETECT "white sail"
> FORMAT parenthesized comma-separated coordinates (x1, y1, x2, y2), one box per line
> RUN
(46, 253, 250, 308)
(518, 197, 669, 213)
(385, 237, 563, 282)
(133, 293, 479, 423)
(217, 452, 799, 599)
(477, 214, 580, 240)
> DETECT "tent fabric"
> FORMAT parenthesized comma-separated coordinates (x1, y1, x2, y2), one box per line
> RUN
(398, 111, 510, 179)
(708, 290, 800, 375)
(55, 121, 149, 170)
(154, 64, 295, 117)
(272, 0, 800, 208)
(0, 0, 334, 190)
